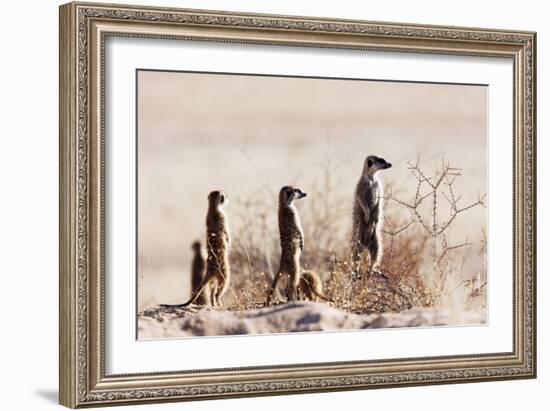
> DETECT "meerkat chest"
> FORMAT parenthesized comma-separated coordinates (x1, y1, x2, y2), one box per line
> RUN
(361, 179, 381, 209)
(290, 206, 304, 239)
(280, 206, 303, 246)
(371, 181, 381, 205)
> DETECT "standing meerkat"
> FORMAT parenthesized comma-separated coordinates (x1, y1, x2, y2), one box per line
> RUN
(161, 190, 231, 308)
(190, 240, 208, 305)
(298, 270, 333, 302)
(267, 186, 307, 305)
(351, 155, 392, 277)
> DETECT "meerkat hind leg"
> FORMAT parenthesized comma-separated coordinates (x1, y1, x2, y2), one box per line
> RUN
(214, 280, 224, 307)
(286, 280, 299, 302)
(367, 236, 389, 279)
(293, 284, 303, 301)
(350, 238, 367, 280)
(201, 287, 211, 306)
(286, 258, 301, 302)
(210, 282, 218, 307)
(367, 235, 379, 271)
(267, 271, 284, 305)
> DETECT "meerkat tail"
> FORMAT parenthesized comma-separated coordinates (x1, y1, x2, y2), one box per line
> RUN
(307, 282, 333, 303)
(160, 303, 186, 308)
(309, 286, 333, 303)
(160, 278, 210, 308)
(301, 271, 334, 303)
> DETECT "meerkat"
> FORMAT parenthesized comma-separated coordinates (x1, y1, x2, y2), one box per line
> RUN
(351, 155, 392, 277)
(161, 190, 231, 308)
(267, 186, 307, 305)
(298, 270, 333, 302)
(190, 240, 208, 305)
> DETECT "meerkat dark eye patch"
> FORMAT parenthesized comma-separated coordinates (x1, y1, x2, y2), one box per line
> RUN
(368, 159, 373, 168)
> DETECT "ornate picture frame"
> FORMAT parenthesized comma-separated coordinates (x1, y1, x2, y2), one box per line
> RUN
(59, 1, 536, 408)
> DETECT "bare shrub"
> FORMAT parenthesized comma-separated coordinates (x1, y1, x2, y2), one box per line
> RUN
(224, 156, 486, 316)
(385, 157, 487, 311)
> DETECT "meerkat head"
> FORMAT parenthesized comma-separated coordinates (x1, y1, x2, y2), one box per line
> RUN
(279, 185, 307, 206)
(362, 155, 392, 177)
(191, 240, 202, 253)
(208, 190, 229, 208)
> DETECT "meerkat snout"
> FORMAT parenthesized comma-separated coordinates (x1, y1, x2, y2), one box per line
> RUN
(294, 189, 307, 199)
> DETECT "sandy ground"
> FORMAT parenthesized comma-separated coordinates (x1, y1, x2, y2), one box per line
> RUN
(138, 301, 485, 339)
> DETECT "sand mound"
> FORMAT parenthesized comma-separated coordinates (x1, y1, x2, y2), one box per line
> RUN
(138, 301, 484, 339)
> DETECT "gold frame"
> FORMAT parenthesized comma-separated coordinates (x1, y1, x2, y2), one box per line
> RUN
(59, 2, 537, 408)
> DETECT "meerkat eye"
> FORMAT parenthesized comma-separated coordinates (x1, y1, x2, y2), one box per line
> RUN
(367, 159, 373, 168)
(220, 194, 225, 203)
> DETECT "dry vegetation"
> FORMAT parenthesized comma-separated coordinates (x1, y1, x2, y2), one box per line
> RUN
(222, 157, 487, 317)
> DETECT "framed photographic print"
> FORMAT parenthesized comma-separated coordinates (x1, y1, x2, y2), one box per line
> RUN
(59, 1, 537, 408)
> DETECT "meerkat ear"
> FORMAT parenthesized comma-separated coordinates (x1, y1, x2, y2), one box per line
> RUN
(367, 159, 373, 168)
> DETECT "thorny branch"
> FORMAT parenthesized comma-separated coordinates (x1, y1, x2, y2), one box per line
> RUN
(390, 158, 485, 236)
(384, 158, 487, 304)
